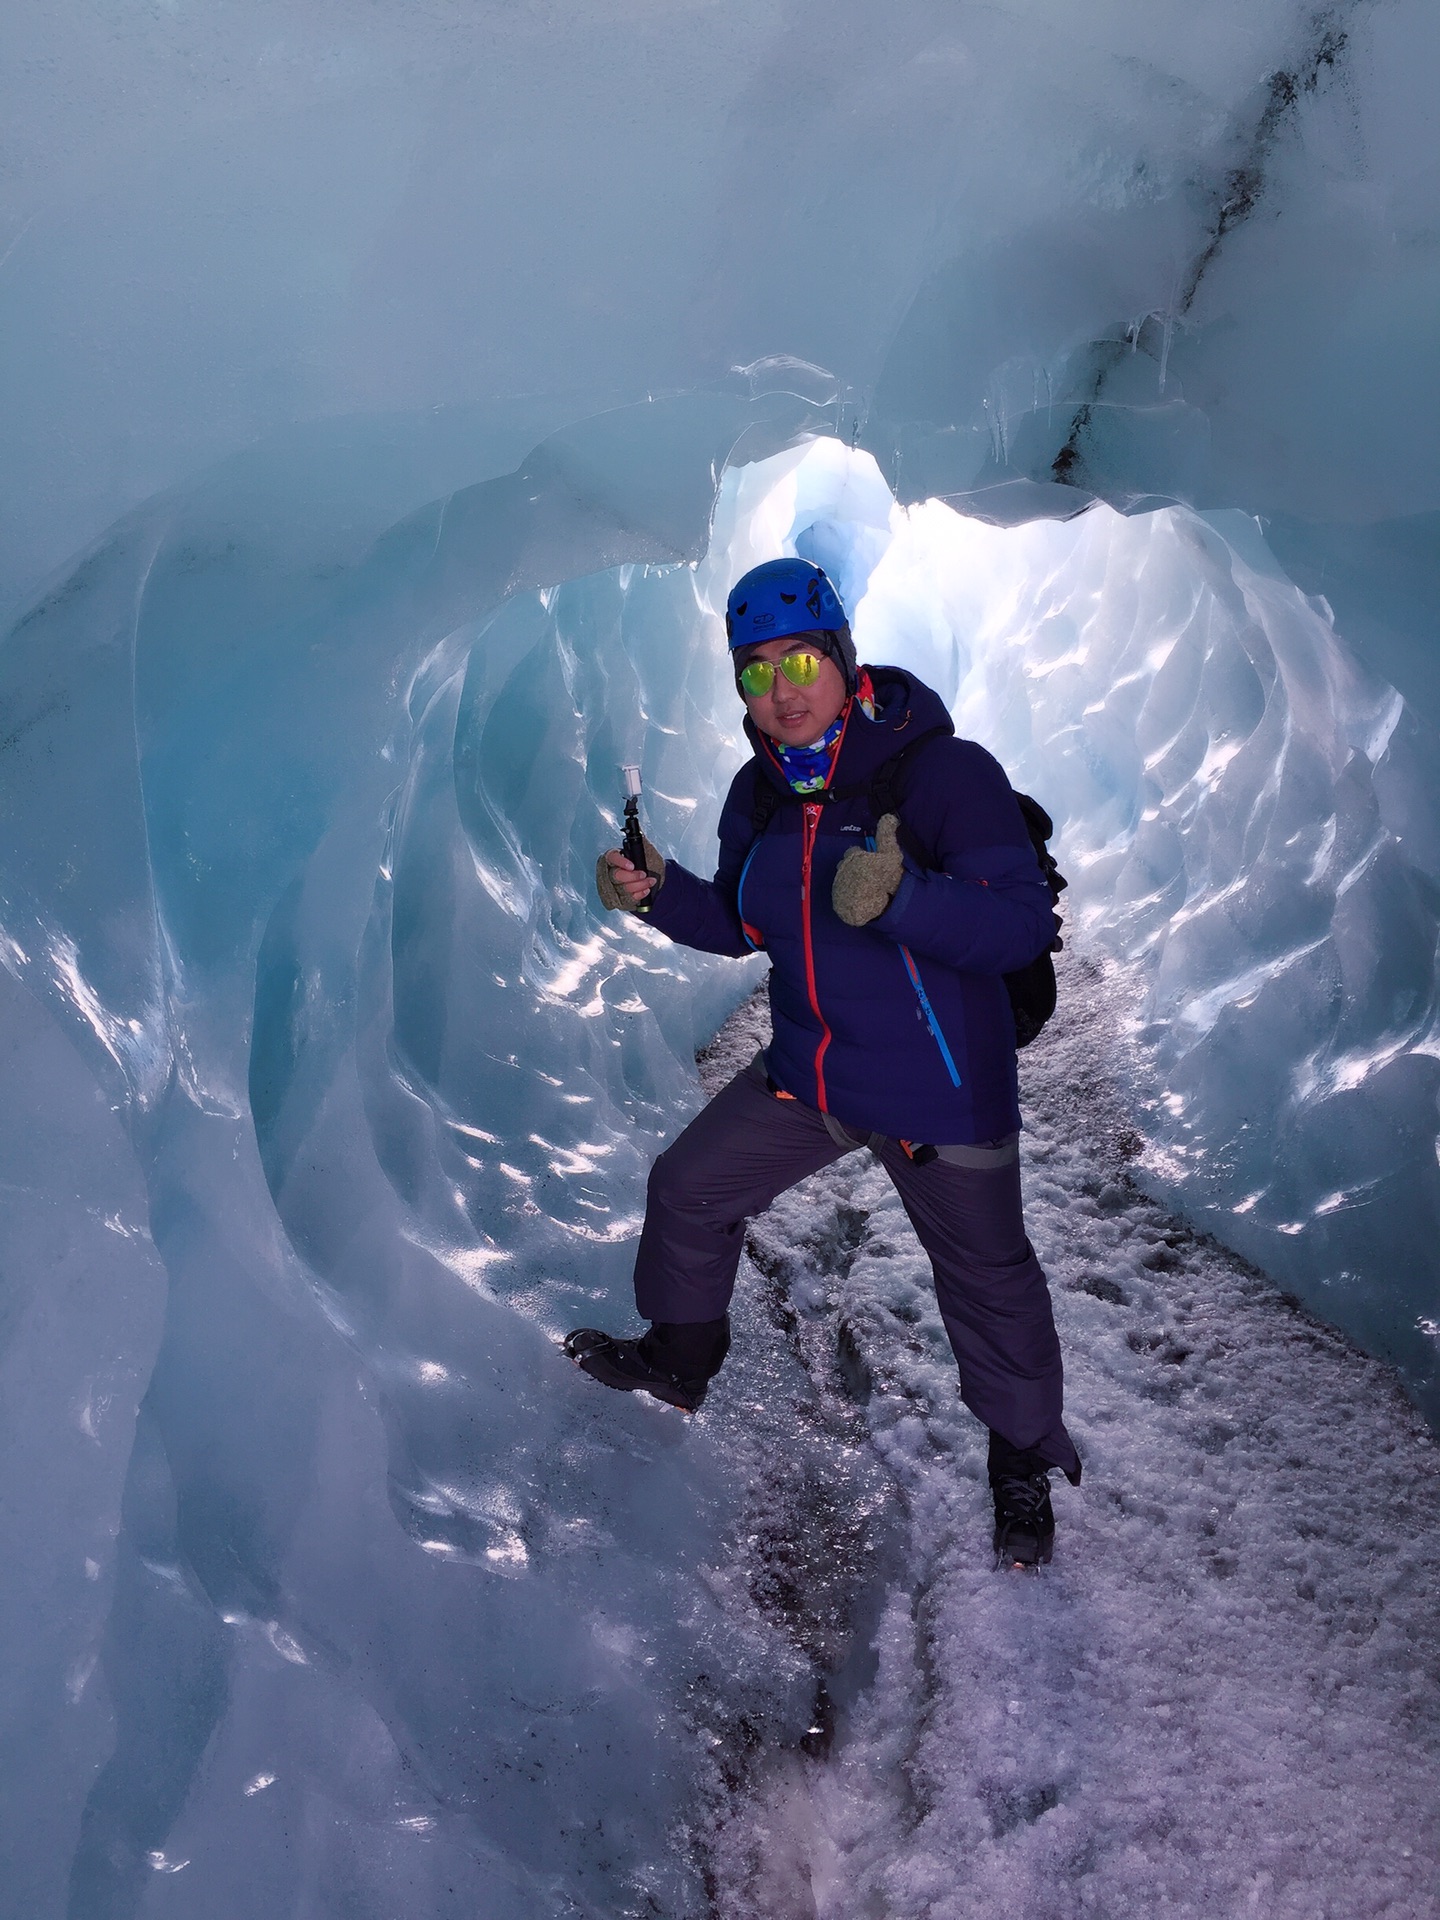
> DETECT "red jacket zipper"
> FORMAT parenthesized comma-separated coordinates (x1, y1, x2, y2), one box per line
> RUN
(800, 802, 832, 1110)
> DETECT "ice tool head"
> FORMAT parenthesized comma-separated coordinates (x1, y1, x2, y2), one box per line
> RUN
(725, 558, 856, 692)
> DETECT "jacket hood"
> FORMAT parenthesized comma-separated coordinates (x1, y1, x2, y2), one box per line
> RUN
(744, 664, 955, 792)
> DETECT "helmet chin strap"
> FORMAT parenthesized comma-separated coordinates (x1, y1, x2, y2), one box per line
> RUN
(831, 639, 856, 695)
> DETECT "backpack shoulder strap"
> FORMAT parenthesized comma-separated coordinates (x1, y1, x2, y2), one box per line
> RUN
(864, 723, 952, 821)
(748, 762, 786, 836)
(1013, 790, 1068, 905)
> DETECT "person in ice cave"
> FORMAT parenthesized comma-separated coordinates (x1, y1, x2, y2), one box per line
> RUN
(569, 558, 1079, 1569)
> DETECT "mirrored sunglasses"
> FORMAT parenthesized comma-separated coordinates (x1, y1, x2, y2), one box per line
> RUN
(737, 648, 824, 698)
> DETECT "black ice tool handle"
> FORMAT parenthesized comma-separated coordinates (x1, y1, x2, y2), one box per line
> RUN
(620, 767, 651, 913)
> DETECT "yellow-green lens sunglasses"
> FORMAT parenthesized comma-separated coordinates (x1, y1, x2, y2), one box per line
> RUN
(737, 648, 824, 698)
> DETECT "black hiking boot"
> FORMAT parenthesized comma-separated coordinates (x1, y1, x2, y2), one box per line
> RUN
(562, 1317, 729, 1414)
(988, 1432, 1057, 1571)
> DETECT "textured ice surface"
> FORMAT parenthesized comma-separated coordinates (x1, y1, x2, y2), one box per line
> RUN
(0, 400, 811, 1918)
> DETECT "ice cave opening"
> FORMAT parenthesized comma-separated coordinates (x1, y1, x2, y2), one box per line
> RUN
(351, 424, 1440, 1447)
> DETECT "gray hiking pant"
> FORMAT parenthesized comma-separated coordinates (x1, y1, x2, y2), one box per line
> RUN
(633, 1055, 1079, 1478)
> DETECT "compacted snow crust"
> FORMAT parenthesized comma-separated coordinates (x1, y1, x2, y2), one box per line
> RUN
(695, 956, 1440, 1919)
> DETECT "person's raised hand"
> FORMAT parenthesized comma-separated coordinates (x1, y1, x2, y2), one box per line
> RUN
(595, 842, 665, 912)
(832, 813, 904, 925)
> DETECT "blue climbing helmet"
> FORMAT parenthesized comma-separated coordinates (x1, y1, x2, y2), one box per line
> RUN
(725, 558, 855, 689)
(725, 558, 847, 648)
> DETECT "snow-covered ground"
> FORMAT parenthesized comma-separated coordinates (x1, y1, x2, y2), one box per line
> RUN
(682, 946, 1440, 1919)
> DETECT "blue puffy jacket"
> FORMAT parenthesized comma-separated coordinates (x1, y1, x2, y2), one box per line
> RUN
(647, 666, 1057, 1143)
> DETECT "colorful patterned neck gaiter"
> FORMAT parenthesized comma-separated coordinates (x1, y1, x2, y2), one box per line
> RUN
(769, 671, 875, 794)
(774, 708, 848, 795)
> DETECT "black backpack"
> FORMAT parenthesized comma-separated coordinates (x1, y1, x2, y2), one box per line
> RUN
(999, 792, 1066, 1047)
(748, 731, 1066, 1048)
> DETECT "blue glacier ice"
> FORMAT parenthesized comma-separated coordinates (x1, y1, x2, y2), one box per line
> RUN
(2, 0, 1439, 1914)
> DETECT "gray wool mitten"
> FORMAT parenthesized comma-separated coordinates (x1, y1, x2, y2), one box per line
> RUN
(832, 813, 904, 926)
(595, 837, 665, 912)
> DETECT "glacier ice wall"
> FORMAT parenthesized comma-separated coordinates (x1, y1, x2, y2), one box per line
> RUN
(0, 398, 841, 1918)
(3, 0, 1440, 1912)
